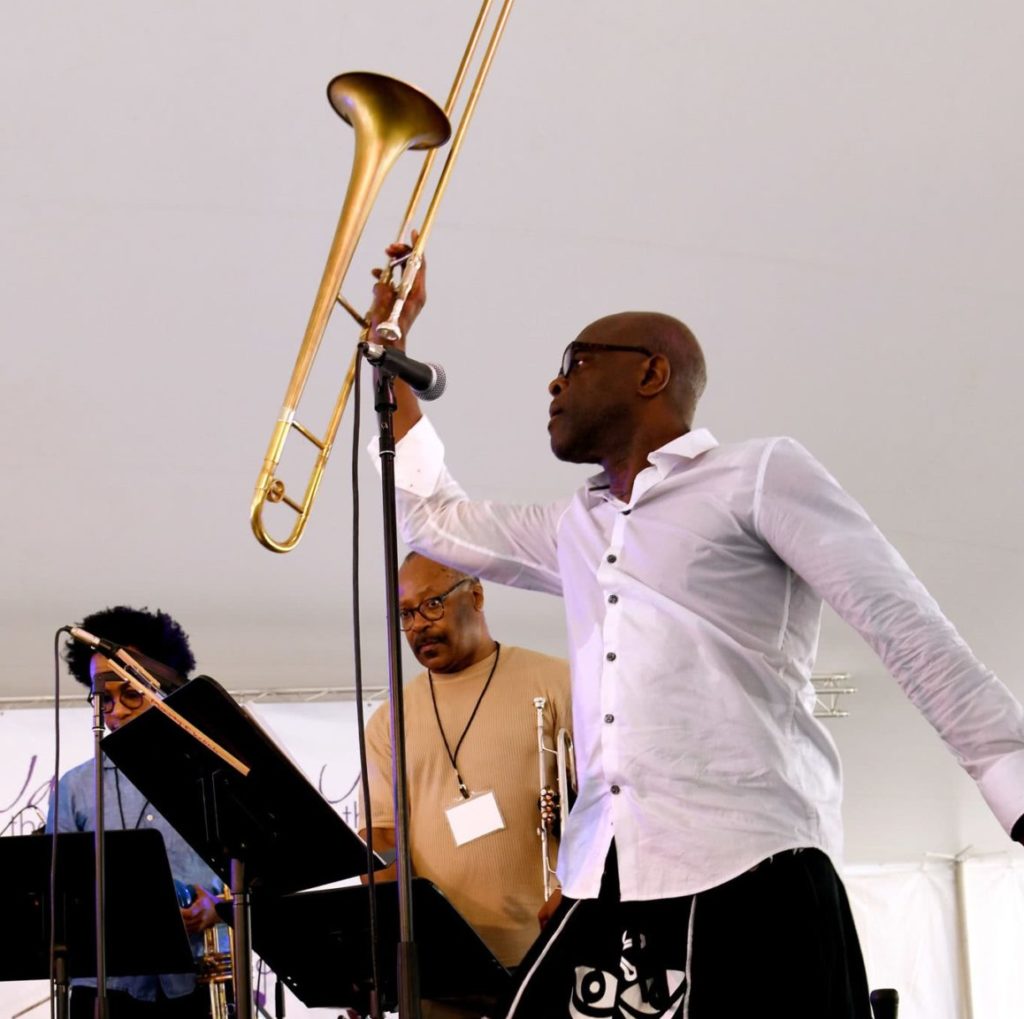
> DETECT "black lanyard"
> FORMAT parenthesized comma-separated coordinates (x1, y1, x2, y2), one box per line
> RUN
(112, 766, 150, 830)
(428, 642, 501, 799)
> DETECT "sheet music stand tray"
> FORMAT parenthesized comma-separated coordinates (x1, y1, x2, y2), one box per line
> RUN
(0, 830, 194, 985)
(101, 675, 378, 1019)
(251, 878, 512, 1015)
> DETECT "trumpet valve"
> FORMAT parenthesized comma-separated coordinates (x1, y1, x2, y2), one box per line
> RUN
(539, 786, 559, 828)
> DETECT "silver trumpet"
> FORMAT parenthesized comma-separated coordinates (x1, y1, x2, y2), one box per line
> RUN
(534, 696, 577, 901)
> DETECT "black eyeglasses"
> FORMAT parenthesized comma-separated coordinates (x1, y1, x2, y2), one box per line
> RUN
(399, 578, 474, 631)
(87, 679, 145, 714)
(559, 341, 654, 379)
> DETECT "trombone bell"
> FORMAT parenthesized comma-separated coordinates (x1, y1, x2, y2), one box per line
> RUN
(250, 74, 450, 553)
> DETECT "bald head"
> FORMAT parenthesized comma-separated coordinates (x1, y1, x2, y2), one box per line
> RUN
(575, 311, 706, 423)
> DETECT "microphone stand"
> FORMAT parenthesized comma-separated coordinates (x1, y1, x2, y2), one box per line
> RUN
(87, 650, 162, 1019)
(90, 673, 109, 1019)
(74, 642, 251, 1019)
(369, 363, 421, 1019)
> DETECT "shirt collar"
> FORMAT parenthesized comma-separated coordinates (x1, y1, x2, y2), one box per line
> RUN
(584, 427, 719, 505)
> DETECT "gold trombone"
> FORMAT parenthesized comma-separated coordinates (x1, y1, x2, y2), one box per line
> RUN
(251, 0, 516, 552)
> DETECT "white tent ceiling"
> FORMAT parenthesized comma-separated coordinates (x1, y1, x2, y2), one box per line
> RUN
(3, 1, 1022, 862)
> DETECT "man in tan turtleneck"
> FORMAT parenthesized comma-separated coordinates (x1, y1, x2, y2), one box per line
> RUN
(362, 552, 571, 1014)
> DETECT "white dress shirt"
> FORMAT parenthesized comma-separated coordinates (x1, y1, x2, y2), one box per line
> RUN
(384, 417, 1024, 901)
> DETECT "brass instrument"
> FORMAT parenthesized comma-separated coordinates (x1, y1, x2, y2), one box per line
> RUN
(534, 696, 577, 901)
(198, 922, 234, 1019)
(251, 0, 517, 552)
(175, 883, 234, 1019)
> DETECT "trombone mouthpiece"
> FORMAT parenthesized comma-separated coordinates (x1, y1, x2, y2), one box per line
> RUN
(375, 320, 403, 344)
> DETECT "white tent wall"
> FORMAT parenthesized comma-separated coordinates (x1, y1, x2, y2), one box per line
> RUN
(845, 861, 964, 1019)
(2, 702, 1022, 1019)
(843, 855, 1024, 1019)
(957, 856, 1024, 1019)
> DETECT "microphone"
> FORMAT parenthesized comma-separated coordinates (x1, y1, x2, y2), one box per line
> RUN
(360, 341, 446, 401)
(869, 989, 899, 1019)
(67, 627, 121, 657)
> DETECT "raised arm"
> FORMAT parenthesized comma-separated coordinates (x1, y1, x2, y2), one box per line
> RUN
(365, 243, 568, 594)
(366, 239, 428, 442)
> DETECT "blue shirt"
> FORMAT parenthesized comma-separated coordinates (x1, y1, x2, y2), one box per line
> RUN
(47, 755, 223, 1001)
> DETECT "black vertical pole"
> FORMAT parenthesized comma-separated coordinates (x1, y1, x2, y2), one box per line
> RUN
(90, 679, 108, 1019)
(231, 857, 253, 1019)
(373, 367, 420, 1019)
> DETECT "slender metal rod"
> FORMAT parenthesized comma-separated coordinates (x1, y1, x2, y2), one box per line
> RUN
(103, 653, 249, 775)
(91, 683, 108, 1019)
(231, 858, 254, 1019)
(395, 0, 494, 243)
(953, 851, 975, 1019)
(373, 368, 420, 1018)
(416, 0, 516, 250)
(378, 0, 517, 341)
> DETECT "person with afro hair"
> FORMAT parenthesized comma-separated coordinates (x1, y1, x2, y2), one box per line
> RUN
(48, 605, 225, 1019)
(63, 605, 196, 692)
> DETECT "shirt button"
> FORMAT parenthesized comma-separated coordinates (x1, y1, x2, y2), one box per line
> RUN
(606, 554, 617, 564)
(608, 594, 618, 604)
(610, 784, 621, 795)
(145, 814, 154, 822)
(606, 651, 616, 662)
(604, 714, 615, 724)
(622, 509, 631, 516)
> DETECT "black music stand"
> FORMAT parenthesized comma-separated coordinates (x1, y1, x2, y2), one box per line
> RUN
(101, 675, 381, 1019)
(250, 878, 512, 1016)
(0, 831, 194, 1015)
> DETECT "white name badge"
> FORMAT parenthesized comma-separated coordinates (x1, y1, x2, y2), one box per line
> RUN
(445, 789, 505, 847)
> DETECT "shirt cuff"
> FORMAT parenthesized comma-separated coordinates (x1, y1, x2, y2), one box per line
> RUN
(366, 416, 446, 496)
(976, 749, 1024, 835)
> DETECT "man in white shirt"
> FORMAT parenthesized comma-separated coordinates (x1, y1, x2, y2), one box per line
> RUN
(365, 254, 1024, 1019)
